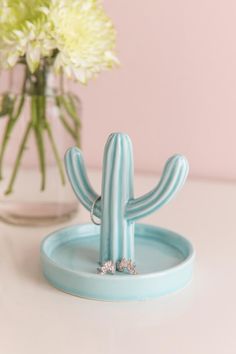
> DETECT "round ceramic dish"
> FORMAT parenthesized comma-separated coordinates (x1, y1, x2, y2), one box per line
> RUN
(41, 223, 194, 301)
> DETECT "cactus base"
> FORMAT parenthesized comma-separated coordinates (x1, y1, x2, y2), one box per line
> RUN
(41, 223, 194, 301)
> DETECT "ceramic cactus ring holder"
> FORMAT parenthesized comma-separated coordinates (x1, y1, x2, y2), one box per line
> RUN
(41, 133, 195, 301)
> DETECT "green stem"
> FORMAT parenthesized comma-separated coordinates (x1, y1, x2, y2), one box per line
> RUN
(0, 97, 16, 179)
(0, 73, 27, 179)
(45, 121, 66, 185)
(28, 62, 47, 191)
(56, 95, 81, 147)
(67, 94, 81, 147)
(59, 114, 78, 141)
(0, 91, 26, 180)
(32, 96, 46, 191)
(55, 97, 79, 141)
(59, 95, 81, 126)
(5, 122, 32, 195)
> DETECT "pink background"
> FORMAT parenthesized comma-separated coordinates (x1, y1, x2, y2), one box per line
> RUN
(76, 0, 236, 180)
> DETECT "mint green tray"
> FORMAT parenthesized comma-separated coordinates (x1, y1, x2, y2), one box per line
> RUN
(41, 133, 194, 301)
(41, 223, 194, 301)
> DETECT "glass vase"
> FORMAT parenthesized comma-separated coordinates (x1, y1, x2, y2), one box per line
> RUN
(0, 61, 81, 226)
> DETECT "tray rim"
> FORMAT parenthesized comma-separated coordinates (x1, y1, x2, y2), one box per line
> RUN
(41, 222, 195, 279)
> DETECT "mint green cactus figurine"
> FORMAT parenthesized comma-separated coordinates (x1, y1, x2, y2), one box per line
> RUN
(41, 132, 194, 300)
(65, 133, 189, 268)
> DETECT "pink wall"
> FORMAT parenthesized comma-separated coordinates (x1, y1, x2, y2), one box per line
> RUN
(77, 0, 236, 180)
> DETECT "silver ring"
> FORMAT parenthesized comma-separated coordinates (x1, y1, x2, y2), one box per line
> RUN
(90, 196, 101, 225)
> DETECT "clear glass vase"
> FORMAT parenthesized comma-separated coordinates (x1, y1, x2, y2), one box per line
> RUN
(0, 61, 81, 226)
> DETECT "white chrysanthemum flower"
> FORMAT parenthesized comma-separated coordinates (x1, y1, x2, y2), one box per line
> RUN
(0, 0, 55, 72)
(5, 21, 55, 72)
(0, 0, 118, 83)
(49, 0, 119, 83)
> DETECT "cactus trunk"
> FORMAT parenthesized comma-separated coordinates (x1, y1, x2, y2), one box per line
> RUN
(100, 133, 135, 264)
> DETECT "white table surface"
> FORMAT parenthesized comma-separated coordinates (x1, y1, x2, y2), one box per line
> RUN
(1, 169, 236, 354)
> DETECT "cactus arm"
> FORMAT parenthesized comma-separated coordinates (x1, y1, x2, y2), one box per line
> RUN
(65, 147, 101, 218)
(126, 155, 189, 221)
